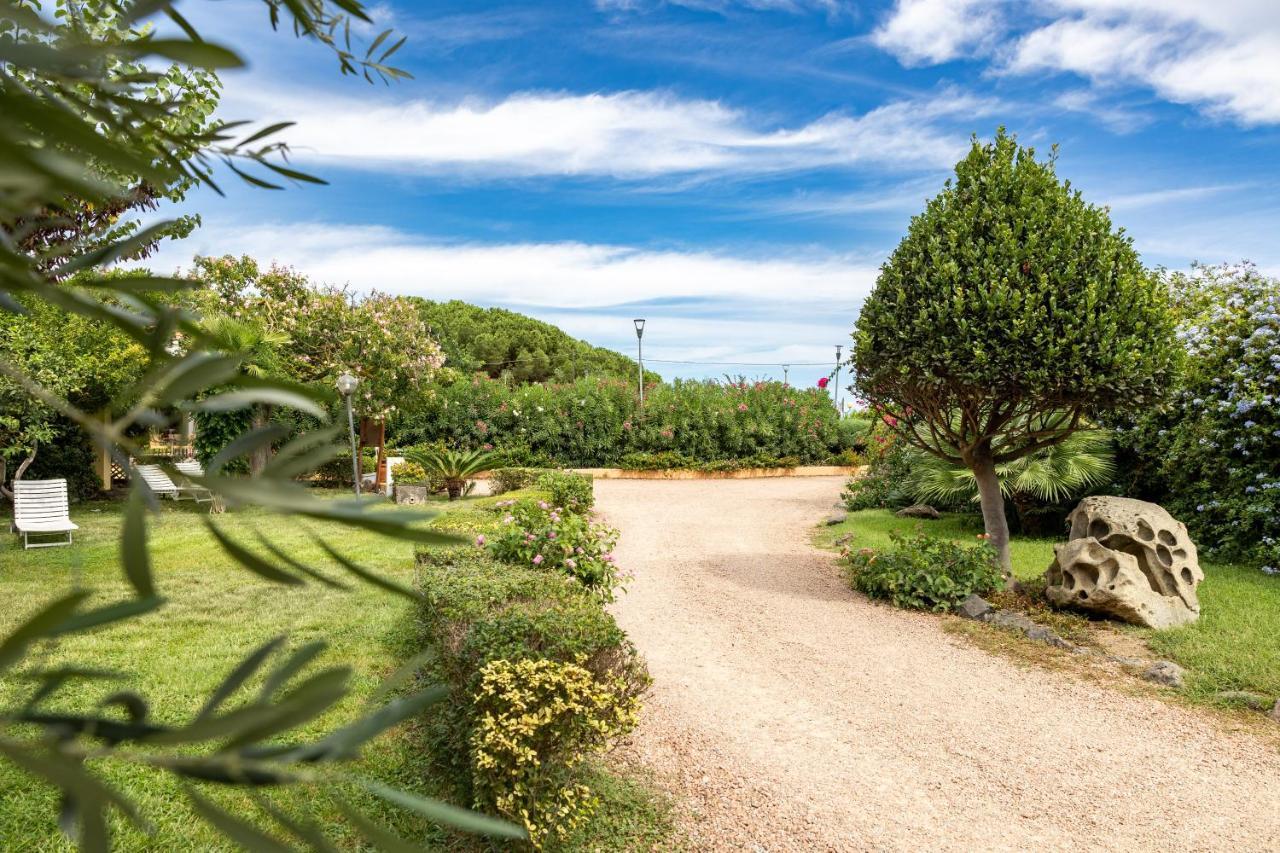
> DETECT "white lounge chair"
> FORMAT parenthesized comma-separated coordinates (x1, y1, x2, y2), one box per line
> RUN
(13, 479, 78, 549)
(135, 463, 213, 504)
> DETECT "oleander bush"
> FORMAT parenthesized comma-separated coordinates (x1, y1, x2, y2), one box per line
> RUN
(414, 547, 648, 847)
(844, 531, 1001, 612)
(396, 374, 844, 466)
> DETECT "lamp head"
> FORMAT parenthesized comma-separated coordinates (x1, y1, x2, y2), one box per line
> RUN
(633, 318, 646, 338)
(336, 372, 359, 395)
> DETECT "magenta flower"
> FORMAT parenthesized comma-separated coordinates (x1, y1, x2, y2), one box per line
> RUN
(475, 534, 486, 547)
(817, 377, 830, 389)
(532, 554, 544, 565)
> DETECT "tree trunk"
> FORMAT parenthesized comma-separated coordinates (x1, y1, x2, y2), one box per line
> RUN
(971, 448, 1013, 587)
(249, 404, 273, 476)
(446, 478, 463, 501)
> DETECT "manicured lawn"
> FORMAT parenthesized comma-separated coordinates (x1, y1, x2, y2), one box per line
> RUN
(0, 491, 671, 850)
(815, 510, 1280, 703)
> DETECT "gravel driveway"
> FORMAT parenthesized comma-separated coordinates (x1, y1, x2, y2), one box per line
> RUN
(599, 476, 1280, 852)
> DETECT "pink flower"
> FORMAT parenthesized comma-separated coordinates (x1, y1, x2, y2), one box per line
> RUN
(475, 535, 486, 547)
(548, 531, 557, 539)
(538, 501, 549, 510)
(482, 443, 493, 450)
(737, 403, 748, 412)
(882, 415, 898, 427)
(622, 421, 632, 431)
(817, 377, 829, 389)
(566, 558, 576, 569)
(532, 554, 544, 565)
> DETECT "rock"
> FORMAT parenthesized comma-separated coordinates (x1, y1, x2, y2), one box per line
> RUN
(835, 533, 853, 546)
(1043, 496, 1203, 629)
(956, 594, 993, 620)
(988, 610, 1037, 633)
(826, 511, 848, 526)
(1214, 691, 1271, 711)
(896, 504, 940, 519)
(1271, 699, 1280, 723)
(1142, 661, 1185, 689)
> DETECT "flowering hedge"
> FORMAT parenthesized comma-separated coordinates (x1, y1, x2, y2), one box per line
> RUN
(396, 375, 849, 466)
(1115, 263, 1280, 575)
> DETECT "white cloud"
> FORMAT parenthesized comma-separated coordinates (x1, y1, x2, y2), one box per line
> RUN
(226, 86, 993, 178)
(159, 221, 878, 309)
(153, 221, 872, 379)
(872, 0, 1280, 125)
(595, 0, 843, 14)
(871, 0, 1002, 66)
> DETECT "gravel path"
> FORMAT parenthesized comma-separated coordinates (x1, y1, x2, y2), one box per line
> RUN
(599, 477, 1280, 852)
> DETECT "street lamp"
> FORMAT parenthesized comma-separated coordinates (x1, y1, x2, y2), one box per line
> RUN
(833, 344, 842, 414)
(336, 372, 360, 496)
(633, 319, 646, 409)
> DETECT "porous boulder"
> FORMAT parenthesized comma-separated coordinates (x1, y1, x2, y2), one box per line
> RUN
(896, 504, 940, 520)
(1044, 496, 1202, 629)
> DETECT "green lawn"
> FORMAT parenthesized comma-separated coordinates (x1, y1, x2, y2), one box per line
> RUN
(815, 510, 1280, 703)
(0, 491, 671, 850)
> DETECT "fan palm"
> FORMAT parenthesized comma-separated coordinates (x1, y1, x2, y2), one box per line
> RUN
(406, 447, 496, 500)
(907, 429, 1115, 510)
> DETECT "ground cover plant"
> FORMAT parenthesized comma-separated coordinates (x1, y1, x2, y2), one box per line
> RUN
(817, 510, 1280, 705)
(844, 530, 1001, 612)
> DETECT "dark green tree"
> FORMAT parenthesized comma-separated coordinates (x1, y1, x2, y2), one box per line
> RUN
(852, 129, 1177, 579)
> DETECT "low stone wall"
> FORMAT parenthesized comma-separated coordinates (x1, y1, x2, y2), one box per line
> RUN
(572, 465, 863, 480)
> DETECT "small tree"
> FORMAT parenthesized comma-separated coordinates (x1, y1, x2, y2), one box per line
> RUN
(852, 129, 1177, 580)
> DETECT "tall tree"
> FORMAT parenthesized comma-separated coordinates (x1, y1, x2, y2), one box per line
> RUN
(852, 129, 1177, 579)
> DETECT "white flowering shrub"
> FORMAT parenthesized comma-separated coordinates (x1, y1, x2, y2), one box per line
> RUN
(1116, 263, 1280, 575)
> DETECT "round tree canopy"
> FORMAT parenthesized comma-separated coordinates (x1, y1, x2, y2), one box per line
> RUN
(853, 128, 1177, 440)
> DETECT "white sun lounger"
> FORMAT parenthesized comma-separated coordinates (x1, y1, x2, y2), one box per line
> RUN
(135, 463, 213, 504)
(13, 479, 78, 549)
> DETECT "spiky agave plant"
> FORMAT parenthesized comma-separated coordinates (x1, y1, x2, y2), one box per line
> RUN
(406, 447, 496, 500)
(907, 429, 1116, 517)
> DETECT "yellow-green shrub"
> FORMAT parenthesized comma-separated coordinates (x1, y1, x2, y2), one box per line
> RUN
(470, 658, 640, 848)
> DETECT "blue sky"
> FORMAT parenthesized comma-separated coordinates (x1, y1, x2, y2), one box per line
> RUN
(152, 0, 1280, 388)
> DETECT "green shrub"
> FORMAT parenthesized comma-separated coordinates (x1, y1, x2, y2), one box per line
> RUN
(841, 420, 918, 510)
(535, 469, 594, 511)
(487, 498, 621, 600)
(413, 548, 648, 840)
(395, 374, 843, 467)
(844, 531, 1001, 612)
(390, 460, 428, 483)
(490, 466, 541, 495)
(1115, 263, 1280, 575)
(470, 658, 640, 848)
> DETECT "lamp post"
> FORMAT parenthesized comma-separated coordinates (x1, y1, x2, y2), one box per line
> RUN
(633, 318, 646, 409)
(782, 364, 790, 386)
(336, 372, 360, 496)
(833, 345, 842, 414)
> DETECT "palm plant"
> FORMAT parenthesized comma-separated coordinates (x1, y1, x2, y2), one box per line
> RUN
(906, 429, 1116, 522)
(406, 447, 496, 500)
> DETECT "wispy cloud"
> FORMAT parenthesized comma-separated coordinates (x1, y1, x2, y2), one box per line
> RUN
(872, 0, 1001, 66)
(595, 0, 845, 16)
(871, 0, 1280, 125)
(227, 86, 996, 179)
(152, 220, 873, 379)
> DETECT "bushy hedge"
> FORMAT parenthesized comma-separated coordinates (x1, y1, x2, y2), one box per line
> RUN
(1115, 263, 1280, 575)
(844, 531, 1001, 611)
(396, 375, 848, 467)
(414, 546, 647, 846)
